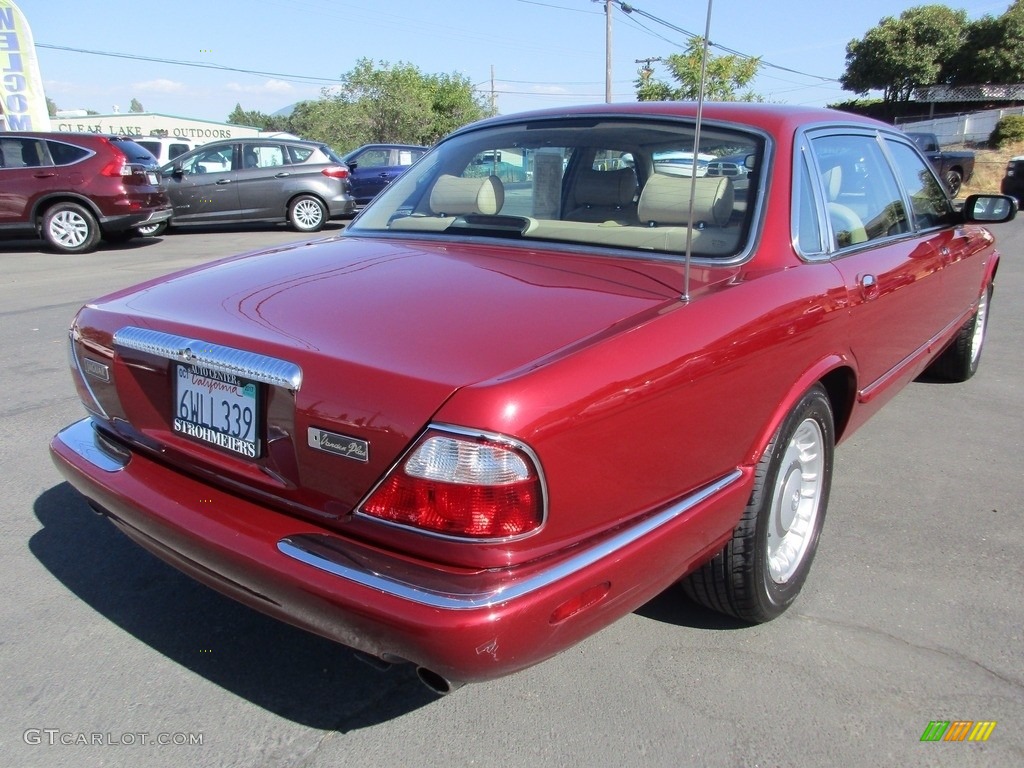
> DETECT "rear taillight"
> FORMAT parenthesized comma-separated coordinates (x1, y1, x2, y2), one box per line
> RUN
(360, 429, 545, 539)
(321, 165, 350, 179)
(99, 146, 132, 177)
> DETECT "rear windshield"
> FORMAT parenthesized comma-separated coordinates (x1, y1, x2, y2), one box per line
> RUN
(349, 117, 764, 261)
(110, 138, 159, 167)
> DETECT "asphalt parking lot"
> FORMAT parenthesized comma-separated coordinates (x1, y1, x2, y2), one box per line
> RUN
(1, 221, 1022, 768)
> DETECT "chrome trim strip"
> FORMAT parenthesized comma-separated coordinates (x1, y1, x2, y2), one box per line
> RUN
(859, 311, 965, 403)
(113, 326, 302, 390)
(55, 418, 129, 473)
(279, 469, 743, 610)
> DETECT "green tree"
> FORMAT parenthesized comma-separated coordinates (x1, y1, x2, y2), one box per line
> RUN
(226, 103, 288, 132)
(634, 39, 762, 102)
(129, 97, 144, 113)
(840, 5, 967, 105)
(331, 59, 490, 147)
(287, 98, 356, 150)
(946, 0, 1024, 84)
(46, 96, 58, 117)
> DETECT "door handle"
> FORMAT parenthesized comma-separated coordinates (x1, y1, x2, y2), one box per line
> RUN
(33, 172, 57, 178)
(215, 179, 232, 185)
(275, 172, 290, 178)
(859, 273, 879, 301)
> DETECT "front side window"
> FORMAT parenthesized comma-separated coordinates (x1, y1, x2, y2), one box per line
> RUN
(179, 145, 235, 175)
(884, 139, 955, 229)
(350, 118, 764, 261)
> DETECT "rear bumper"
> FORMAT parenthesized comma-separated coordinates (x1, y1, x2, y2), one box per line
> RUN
(50, 417, 747, 683)
(98, 206, 173, 233)
(325, 194, 357, 219)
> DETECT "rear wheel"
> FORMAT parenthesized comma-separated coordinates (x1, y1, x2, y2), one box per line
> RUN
(137, 221, 169, 237)
(42, 203, 101, 254)
(683, 384, 834, 622)
(926, 284, 992, 382)
(288, 195, 327, 232)
(945, 169, 963, 197)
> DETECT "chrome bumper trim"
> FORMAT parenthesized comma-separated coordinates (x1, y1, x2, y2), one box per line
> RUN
(113, 326, 303, 391)
(279, 469, 743, 610)
(55, 419, 129, 473)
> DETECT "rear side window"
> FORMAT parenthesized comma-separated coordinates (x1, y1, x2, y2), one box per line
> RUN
(810, 133, 909, 249)
(45, 140, 91, 165)
(286, 145, 314, 164)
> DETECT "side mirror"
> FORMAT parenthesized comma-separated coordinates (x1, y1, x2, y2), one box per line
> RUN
(347, 161, 358, 171)
(963, 194, 1017, 223)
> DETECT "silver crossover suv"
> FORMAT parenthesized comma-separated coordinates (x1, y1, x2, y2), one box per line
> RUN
(158, 137, 355, 233)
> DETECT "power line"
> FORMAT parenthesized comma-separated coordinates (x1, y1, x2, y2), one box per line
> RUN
(612, 1, 840, 83)
(37, 43, 342, 86)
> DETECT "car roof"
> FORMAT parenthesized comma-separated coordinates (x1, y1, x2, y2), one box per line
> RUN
(452, 102, 890, 139)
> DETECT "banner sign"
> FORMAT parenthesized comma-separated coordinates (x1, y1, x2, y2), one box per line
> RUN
(0, 1, 51, 131)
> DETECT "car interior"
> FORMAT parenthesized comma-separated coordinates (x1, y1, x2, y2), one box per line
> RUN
(357, 120, 763, 260)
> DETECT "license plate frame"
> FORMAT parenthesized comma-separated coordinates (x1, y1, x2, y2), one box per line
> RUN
(173, 363, 261, 458)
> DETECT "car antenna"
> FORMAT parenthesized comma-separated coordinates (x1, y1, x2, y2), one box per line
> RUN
(682, 0, 714, 303)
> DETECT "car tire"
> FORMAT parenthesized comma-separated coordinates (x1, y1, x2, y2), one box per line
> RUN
(42, 203, 101, 254)
(683, 384, 834, 623)
(926, 284, 992, 382)
(137, 221, 169, 237)
(945, 169, 963, 197)
(288, 195, 327, 232)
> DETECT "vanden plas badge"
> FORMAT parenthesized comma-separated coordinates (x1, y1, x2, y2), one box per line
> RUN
(307, 427, 369, 462)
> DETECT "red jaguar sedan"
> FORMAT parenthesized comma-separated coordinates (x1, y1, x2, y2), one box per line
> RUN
(50, 103, 1014, 694)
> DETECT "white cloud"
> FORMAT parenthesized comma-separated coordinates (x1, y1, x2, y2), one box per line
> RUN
(225, 79, 295, 95)
(132, 79, 188, 94)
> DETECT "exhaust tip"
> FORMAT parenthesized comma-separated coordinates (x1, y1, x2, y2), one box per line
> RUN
(416, 667, 464, 696)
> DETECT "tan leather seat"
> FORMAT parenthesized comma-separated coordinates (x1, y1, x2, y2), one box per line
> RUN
(821, 164, 867, 246)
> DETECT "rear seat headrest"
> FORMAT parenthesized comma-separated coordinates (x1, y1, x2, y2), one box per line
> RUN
(638, 174, 734, 227)
(574, 167, 638, 208)
(429, 174, 505, 216)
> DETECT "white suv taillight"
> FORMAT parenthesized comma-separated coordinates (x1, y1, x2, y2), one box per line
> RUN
(359, 428, 545, 539)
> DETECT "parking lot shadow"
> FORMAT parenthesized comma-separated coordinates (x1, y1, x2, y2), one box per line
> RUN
(30, 483, 437, 730)
(634, 583, 752, 630)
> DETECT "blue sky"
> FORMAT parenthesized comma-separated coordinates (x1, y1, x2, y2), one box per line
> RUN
(19, 0, 1016, 121)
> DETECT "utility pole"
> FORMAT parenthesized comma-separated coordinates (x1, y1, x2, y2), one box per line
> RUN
(605, 0, 613, 102)
(490, 64, 496, 114)
(635, 56, 662, 81)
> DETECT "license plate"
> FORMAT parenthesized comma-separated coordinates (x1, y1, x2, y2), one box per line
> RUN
(147, 172, 159, 185)
(173, 364, 260, 458)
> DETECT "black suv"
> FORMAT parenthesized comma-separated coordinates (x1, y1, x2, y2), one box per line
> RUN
(0, 133, 172, 253)
(1000, 155, 1024, 202)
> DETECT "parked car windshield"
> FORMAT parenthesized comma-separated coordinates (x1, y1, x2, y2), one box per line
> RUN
(349, 118, 765, 260)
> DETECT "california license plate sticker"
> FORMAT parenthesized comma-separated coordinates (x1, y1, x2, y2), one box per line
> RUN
(174, 364, 260, 457)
